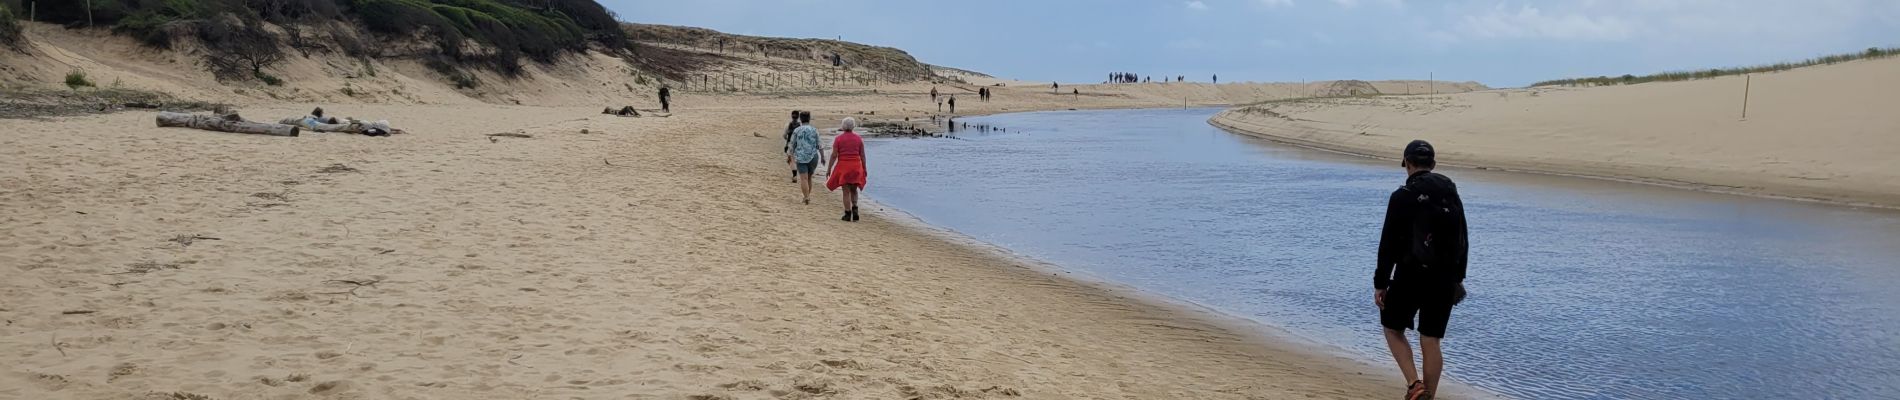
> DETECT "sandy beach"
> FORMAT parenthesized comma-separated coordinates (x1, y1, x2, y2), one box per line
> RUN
(1211, 56, 1900, 208)
(0, 20, 1510, 397)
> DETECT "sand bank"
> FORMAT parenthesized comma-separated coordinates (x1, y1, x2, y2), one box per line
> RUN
(1210, 57, 1900, 208)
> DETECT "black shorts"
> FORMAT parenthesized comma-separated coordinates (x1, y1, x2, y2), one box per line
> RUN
(1381, 283, 1458, 338)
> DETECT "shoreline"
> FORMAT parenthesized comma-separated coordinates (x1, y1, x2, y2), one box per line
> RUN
(866, 195, 1506, 397)
(1208, 106, 1900, 211)
(1204, 58, 1900, 210)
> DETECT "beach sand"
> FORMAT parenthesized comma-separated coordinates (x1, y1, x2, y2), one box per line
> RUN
(0, 21, 1512, 399)
(1, 98, 1503, 399)
(1211, 57, 1900, 208)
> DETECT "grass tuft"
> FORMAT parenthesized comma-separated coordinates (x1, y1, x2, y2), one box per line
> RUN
(65, 69, 95, 89)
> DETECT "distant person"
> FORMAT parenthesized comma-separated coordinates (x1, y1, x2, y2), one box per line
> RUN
(931, 86, 939, 102)
(789, 111, 825, 204)
(826, 117, 868, 222)
(784, 110, 802, 182)
(1374, 140, 1468, 400)
(937, 98, 944, 113)
(1072, 88, 1078, 98)
(1213, 74, 1218, 84)
(1053, 82, 1060, 93)
(948, 95, 956, 114)
(658, 86, 671, 113)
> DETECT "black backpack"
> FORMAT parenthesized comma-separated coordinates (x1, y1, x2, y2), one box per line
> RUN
(1403, 174, 1465, 273)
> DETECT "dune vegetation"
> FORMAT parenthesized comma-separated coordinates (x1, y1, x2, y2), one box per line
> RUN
(1, 0, 631, 83)
(1532, 46, 1900, 87)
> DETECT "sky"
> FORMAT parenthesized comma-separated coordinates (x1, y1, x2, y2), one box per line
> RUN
(600, 0, 1900, 87)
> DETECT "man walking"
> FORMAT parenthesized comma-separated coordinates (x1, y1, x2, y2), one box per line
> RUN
(948, 95, 956, 114)
(1375, 140, 1468, 400)
(658, 86, 671, 113)
(784, 110, 802, 182)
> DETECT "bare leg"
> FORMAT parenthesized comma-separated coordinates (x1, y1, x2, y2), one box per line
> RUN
(799, 173, 812, 203)
(840, 184, 852, 211)
(1421, 335, 1444, 394)
(1384, 328, 1420, 385)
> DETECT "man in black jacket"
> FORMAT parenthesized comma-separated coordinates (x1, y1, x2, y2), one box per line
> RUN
(784, 110, 802, 182)
(1375, 139, 1468, 400)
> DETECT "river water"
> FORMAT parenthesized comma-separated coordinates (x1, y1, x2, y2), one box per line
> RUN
(863, 108, 1900, 399)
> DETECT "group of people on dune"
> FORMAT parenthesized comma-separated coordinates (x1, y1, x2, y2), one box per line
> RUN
(783, 110, 869, 222)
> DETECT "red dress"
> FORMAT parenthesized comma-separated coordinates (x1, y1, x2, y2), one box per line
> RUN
(827, 130, 867, 191)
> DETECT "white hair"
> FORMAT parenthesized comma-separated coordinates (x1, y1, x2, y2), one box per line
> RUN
(840, 117, 857, 132)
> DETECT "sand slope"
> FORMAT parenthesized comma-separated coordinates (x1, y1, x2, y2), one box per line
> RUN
(1211, 57, 1900, 208)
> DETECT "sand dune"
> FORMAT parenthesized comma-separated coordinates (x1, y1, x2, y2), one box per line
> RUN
(1212, 57, 1900, 208)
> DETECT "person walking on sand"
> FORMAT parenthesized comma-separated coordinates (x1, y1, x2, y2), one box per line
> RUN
(789, 111, 825, 204)
(825, 117, 868, 222)
(948, 95, 956, 114)
(1375, 140, 1468, 400)
(784, 110, 802, 182)
(931, 86, 939, 102)
(658, 86, 671, 113)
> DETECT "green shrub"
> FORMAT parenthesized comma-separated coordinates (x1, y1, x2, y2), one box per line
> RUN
(0, 4, 22, 49)
(65, 69, 96, 89)
(1534, 45, 1900, 87)
(255, 71, 283, 86)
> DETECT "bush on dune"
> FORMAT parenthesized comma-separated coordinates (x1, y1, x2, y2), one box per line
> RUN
(1, 4, 22, 49)
(1533, 46, 1900, 87)
(16, 0, 630, 78)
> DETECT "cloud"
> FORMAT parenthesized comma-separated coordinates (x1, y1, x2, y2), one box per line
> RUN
(1258, 0, 1295, 7)
(1185, 1, 1209, 10)
(1455, 4, 1636, 41)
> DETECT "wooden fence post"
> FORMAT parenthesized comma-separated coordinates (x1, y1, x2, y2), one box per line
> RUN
(1741, 74, 1751, 120)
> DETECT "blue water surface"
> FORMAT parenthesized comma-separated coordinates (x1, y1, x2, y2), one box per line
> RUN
(865, 107, 1900, 399)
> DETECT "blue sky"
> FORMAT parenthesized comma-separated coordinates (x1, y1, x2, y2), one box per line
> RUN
(601, 0, 1900, 87)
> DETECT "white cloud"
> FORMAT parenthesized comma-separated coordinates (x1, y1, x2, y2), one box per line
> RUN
(1186, 1, 1209, 10)
(1258, 0, 1295, 7)
(1455, 4, 1636, 41)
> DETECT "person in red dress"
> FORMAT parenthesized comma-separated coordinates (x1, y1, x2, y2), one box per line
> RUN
(825, 117, 868, 222)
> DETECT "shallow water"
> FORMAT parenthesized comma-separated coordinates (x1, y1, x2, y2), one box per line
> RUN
(865, 108, 1900, 399)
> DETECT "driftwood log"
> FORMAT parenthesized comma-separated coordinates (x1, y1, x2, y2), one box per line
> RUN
(157, 112, 298, 137)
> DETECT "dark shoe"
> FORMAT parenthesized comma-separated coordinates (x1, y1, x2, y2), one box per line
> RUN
(851, 207, 860, 221)
(1405, 381, 1429, 400)
(842, 212, 852, 221)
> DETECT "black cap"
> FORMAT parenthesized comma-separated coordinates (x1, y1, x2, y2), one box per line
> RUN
(1404, 139, 1435, 165)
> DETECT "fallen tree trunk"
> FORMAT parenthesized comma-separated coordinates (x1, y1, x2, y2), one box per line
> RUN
(157, 112, 298, 137)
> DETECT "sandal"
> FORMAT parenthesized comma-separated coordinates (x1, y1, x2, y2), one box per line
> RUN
(1405, 381, 1430, 400)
